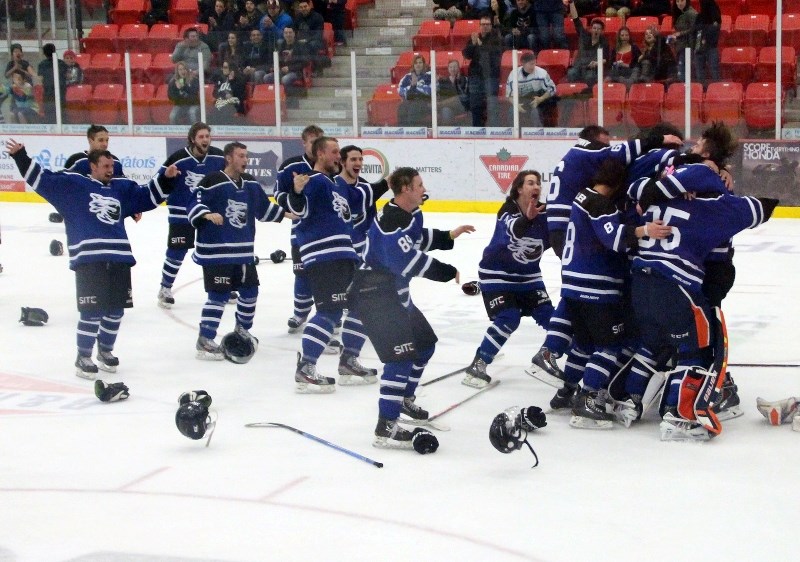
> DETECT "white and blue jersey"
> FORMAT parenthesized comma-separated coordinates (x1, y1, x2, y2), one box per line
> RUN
(275, 154, 313, 246)
(160, 146, 225, 225)
(65, 150, 124, 177)
(478, 199, 551, 294)
(335, 174, 389, 259)
(286, 172, 358, 268)
(188, 171, 285, 266)
(561, 188, 638, 303)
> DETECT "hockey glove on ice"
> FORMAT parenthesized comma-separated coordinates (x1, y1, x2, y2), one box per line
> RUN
(19, 307, 49, 326)
(95, 380, 130, 402)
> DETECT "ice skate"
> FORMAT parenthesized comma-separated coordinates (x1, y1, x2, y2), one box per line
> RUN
(712, 375, 742, 421)
(373, 417, 414, 449)
(295, 353, 335, 393)
(234, 323, 259, 351)
(96, 348, 119, 373)
(462, 355, 491, 388)
(75, 353, 98, 380)
(549, 383, 580, 412)
(525, 347, 567, 388)
(613, 394, 643, 428)
(570, 389, 614, 429)
(400, 395, 429, 421)
(324, 338, 343, 355)
(338, 352, 377, 385)
(157, 285, 174, 309)
(287, 315, 306, 334)
(196, 336, 224, 361)
(660, 407, 711, 441)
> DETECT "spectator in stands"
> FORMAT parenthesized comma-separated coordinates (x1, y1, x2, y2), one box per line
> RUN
(534, 0, 568, 49)
(565, 1, 608, 87)
(506, 51, 558, 126)
(172, 28, 213, 75)
(463, 15, 503, 126)
(210, 62, 248, 124)
(63, 50, 84, 87)
(575, 0, 601, 17)
(265, 26, 310, 106)
(5, 44, 33, 85)
(503, 0, 537, 51)
(168, 61, 201, 125)
(605, 0, 631, 18)
(242, 28, 274, 83)
(438, 59, 470, 125)
(238, 0, 264, 40)
(294, 0, 327, 73)
(219, 31, 245, 68)
(143, 0, 169, 26)
(631, 0, 670, 18)
(465, 0, 493, 18)
(693, 0, 721, 85)
(397, 54, 433, 127)
(607, 27, 641, 89)
(668, 0, 697, 81)
(37, 43, 67, 125)
(202, 0, 237, 52)
(433, 0, 466, 25)
(260, 0, 293, 43)
(325, 0, 348, 46)
(637, 25, 677, 82)
(9, 70, 39, 124)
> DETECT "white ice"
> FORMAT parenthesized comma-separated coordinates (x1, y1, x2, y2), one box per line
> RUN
(0, 202, 798, 562)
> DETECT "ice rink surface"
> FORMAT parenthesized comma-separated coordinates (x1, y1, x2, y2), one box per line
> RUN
(0, 202, 799, 562)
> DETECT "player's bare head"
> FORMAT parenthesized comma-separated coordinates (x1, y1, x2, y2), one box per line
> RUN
(579, 125, 611, 147)
(340, 145, 363, 176)
(302, 125, 324, 156)
(591, 159, 627, 196)
(509, 170, 541, 201)
(87, 125, 110, 151)
(313, 137, 340, 174)
(188, 122, 211, 147)
(639, 122, 684, 149)
(224, 142, 248, 174)
(696, 121, 737, 167)
(224, 141, 247, 158)
(88, 150, 115, 183)
(389, 167, 419, 195)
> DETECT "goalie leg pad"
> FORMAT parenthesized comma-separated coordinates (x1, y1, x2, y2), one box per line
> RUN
(677, 367, 722, 435)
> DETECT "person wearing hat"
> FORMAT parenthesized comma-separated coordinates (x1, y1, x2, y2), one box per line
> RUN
(259, 0, 292, 43)
(63, 50, 84, 87)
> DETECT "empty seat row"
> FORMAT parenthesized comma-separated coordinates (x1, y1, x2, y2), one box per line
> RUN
(81, 23, 209, 55)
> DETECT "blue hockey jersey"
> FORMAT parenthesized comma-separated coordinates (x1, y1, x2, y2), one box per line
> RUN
(275, 153, 313, 244)
(65, 150, 124, 177)
(478, 199, 551, 294)
(335, 175, 389, 259)
(160, 146, 225, 225)
(188, 171, 285, 266)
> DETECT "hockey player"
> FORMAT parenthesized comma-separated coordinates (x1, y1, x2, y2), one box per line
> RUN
(65, 124, 125, 177)
(463, 170, 554, 389)
(5, 139, 179, 378)
(347, 167, 475, 449)
(188, 142, 289, 360)
(286, 137, 378, 391)
(156, 122, 225, 308)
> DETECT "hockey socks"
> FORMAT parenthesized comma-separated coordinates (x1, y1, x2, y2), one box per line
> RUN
(477, 308, 520, 363)
(160, 248, 187, 288)
(301, 311, 340, 363)
(199, 292, 227, 340)
(233, 286, 258, 331)
(378, 361, 412, 420)
(340, 313, 368, 356)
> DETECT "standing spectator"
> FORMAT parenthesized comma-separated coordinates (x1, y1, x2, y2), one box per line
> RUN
(242, 28, 273, 83)
(237, 0, 264, 40)
(260, 0, 293, 44)
(433, 0, 466, 25)
(325, 0, 348, 46)
(37, 43, 67, 125)
(168, 61, 201, 125)
(637, 25, 677, 82)
(202, 0, 237, 52)
(503, 0, 538, 51)
(565, 1, 609, 88)
(669, 0, 697, 81)
(265, 26, 310, 106)
(693, 0, 721, 85)
(4, 139, 178, 379)
(605, 0, 631, 18)
(188, 142, 288, 360)
(4, 43, 34, 84)
(534, 0, 568, 49)
(219, 31, 245, 68)
(293, 0, 327, 73)
(631, 0, 670, 17)
(397, 55, 433, 127)
(172, 27, 213, 75)
(210, 62, 247, 124)
(607, 27, 641, 89)
(506, 51, 558, 127)
(437, 59, 470, 126)
(9, 70, 40, 124)
(144, 0, 169, 26)
(63, 50, 84, 87)
(463, 15, 503, 126)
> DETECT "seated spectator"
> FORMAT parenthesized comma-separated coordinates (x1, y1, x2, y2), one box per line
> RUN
(63, 50, 84, 87)
(4, 43, 34, 85)
(37, 43, 67, 125)
(9, 70, 40, 124)
(437, 59, 470, 125)
(668, 0, 697, 81)
(605, 0, 631, 18)
(265, 26, 310, 106)
(219, 31, 245, 68)
(433, 0, 466, 25)
(172, 28, 213, 75)
(503, 0, 537, 51)
(242, 28, 273, 83)
(397, 54, 433, 127)
(607, 27, 641, 88)
(237, 0, 264, 41)
(637, 25, 677, 82)
(631, 0, 670, 17)
(325, 0, 348, 46)
(168, 61, 201, 125)
(293, 0, 328, 73)
(260, 0, 293, 44)
(210, 62, 248, 125)
(202, 0, 237, 52)
(506, 51, 558, 126)
(565, 1, 608, 87)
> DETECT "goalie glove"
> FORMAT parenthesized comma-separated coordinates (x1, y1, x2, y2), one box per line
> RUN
(19, 307, 49, 326)
(178, 390, 212, 409)
(94, 380, 130, 402)
(756, 396, 798, 426)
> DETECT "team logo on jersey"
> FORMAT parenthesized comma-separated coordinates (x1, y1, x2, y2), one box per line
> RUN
(509, 237, 544, 264)
(184, 169, 205, 191)
(332, 191, 351, 222)
(88, 193, 122, 224)
(480, 148, 529, 194)
(225, 199, 248, 229)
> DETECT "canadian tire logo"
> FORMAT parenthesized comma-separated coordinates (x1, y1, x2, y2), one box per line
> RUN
(480, 148, 529, 194)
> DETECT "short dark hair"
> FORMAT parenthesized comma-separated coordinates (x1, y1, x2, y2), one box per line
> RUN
(188, 122, 211, 145)
(88, 150, 113, 165)
(509, 170, 541, 201)
(591, 159, 627, 196)
(224, 141, 247, 157)
(183, 27, 199, 38)
(42, 43, 56, 58)
(10, 43, 21, 54)
(579, 125, 610, 144)
(340, 145, 362, 161)
(301, 124, 324, 141)
(700, 121, 737, 167)
(389, 167, 419, 195)
(87, 124, 109, 140)
(312, 136, 337, 158)
(590, 18, 606, 29)
(520, 52, 536, 64)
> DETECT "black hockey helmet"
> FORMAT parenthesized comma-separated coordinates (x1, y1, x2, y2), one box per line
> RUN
(220, 331, 255, 364)
(461, 280, 480, 296)
(175, 401, 212, 440)
(489, 407, 541, 467)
